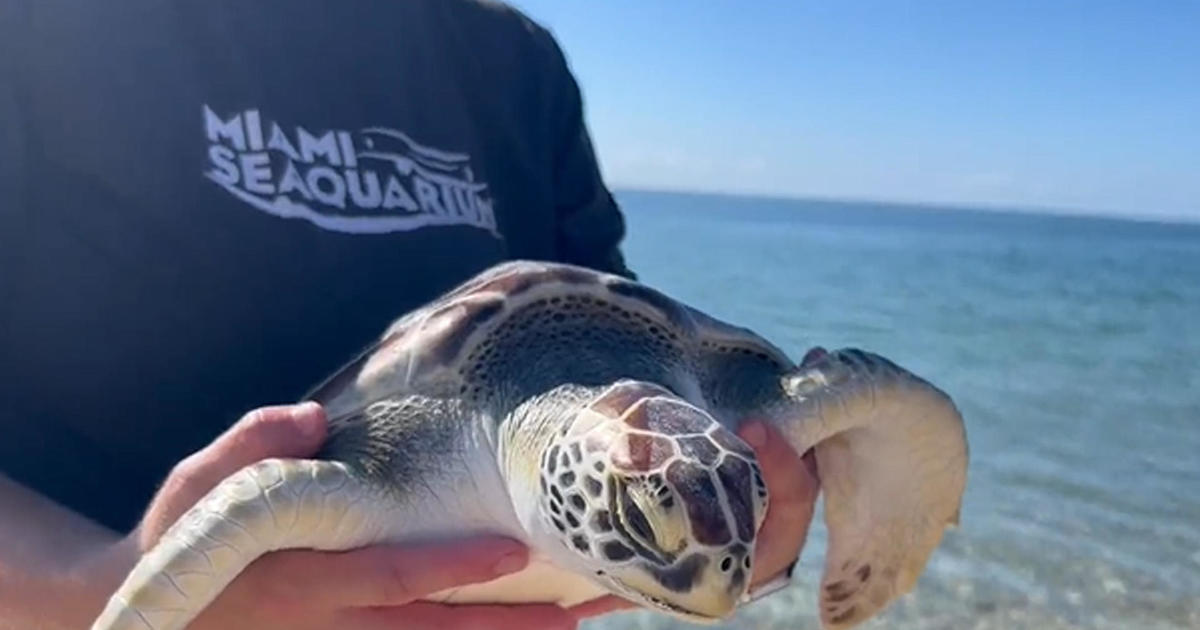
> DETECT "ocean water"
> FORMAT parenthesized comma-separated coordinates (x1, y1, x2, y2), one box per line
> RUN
(584, 191, 1200, 630)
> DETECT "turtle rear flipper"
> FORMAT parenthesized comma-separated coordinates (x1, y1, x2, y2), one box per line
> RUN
(92, 458, 381, 630)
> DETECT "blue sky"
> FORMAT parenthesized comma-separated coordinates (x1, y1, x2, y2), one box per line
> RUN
(510, 1, 1199, 221)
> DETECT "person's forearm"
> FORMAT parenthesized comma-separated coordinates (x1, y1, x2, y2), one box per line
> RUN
(0, 474, 135, 630)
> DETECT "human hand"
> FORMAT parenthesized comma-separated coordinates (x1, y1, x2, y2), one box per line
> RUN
(569, 420, 820, 620)
(735, 420, 820, 591)
(100, 403, 577, 630)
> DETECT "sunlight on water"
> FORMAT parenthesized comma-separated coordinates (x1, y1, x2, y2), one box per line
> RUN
(583, 191, 1200, 630)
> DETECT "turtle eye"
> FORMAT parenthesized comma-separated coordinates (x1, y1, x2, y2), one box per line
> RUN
(615, 477, 658, 547)
(613, 476, 688, 559)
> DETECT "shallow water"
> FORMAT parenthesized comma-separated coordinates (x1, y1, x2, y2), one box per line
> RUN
(583, 191, 1200, 630)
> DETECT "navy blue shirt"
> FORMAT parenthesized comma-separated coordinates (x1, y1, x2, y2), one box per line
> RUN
(0, 0, 633, 532)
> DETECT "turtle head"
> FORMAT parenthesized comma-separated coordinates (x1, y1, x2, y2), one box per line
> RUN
(536, 380, 768, 622)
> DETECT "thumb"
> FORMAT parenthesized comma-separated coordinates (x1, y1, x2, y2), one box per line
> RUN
(738, 420, 819, 589)
(137, 402, 327, 547)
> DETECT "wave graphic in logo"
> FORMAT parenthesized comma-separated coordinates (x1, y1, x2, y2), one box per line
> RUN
(203, 105, 498, 236)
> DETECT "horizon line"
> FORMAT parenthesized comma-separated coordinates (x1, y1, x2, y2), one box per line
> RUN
(609, 184, 1200, 228)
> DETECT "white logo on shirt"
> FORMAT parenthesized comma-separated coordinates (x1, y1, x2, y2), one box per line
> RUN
(202, 105, 498, 236)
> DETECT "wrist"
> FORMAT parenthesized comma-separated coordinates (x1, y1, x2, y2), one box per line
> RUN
(74, 533, 140, 625)
(30, 533, 139, 630)
(0, 475, 141, 628)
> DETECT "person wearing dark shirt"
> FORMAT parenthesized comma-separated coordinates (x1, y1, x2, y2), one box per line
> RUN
(0, 1, 818, 628)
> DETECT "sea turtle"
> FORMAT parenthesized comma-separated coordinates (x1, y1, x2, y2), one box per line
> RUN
(91, 260, 968, 630)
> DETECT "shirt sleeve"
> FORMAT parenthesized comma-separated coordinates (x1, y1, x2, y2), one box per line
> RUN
(535, 28, 638, 280)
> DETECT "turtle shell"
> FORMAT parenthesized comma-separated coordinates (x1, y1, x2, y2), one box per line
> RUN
(306, 261, 793, 421)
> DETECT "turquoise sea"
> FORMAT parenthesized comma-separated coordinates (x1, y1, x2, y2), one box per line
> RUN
(587, 190, 1200, 630)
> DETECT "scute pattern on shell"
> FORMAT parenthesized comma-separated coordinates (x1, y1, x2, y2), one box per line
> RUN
(307, 260, 794, 420)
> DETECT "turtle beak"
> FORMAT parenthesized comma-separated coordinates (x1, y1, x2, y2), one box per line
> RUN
(612, 556, 747, 623)
(625, 588, 736, 624)
(679, 584, 741, 620)
(688, 557, 752, 620)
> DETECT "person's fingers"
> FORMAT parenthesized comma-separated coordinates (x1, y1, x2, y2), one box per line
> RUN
(206, 401, 327, 466)
(344, 601, 578, 630)
(139, 402, 327, 547)
(171, 403, 326, 501)
(738, 420, 820, 587)
(248, 537, 531, 610)
(567, 594, 637, 620)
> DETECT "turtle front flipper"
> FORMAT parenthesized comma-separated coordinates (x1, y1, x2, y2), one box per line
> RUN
(771, 348, 968, 629)
(91, 458, 382, 630)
